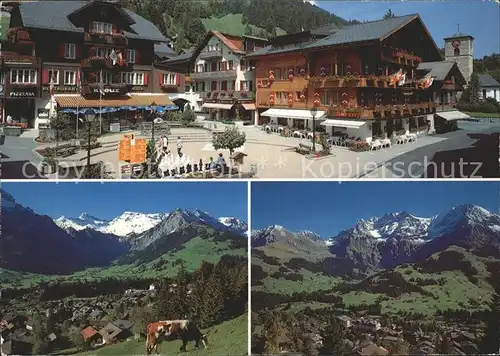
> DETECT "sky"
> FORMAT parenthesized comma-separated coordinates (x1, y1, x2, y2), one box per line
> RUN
(3, 182, 248, 221)
(251, 181, 500, 237)
(313, 0, 499, 58)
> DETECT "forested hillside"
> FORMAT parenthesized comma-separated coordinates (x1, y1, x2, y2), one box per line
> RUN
(474, 54, 500, 83)
(120, 0, 349, 51)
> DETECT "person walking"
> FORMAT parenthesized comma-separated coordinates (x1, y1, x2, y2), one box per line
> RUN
(162, 135, 169, 154)
(176, 136, 183, 157)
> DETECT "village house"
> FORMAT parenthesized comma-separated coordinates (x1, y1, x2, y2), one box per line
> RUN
(244, 14, 471, 138)
(163, 31, 268, 118)
(354, 342, 389, 356)
(1, 0, 185, 129)
(478, 73, 500, 102)
(98, 322, 126, 344)
(81, 325, 102, 345)
(353, 318, 381, 333)
(336, 315, 352, 328)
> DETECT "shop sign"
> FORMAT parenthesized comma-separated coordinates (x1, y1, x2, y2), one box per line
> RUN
(130, 86, 145, 92)
(90, 86, 127, 96)
(42, 85, 80, 93)
(9, 87, 37, 98)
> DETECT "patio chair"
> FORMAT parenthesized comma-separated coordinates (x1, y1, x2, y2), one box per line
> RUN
(381, 138, 391, 148)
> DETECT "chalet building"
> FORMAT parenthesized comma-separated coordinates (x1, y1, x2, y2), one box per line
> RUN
(246, 14, 470, 139)
(163, 31, 267, 121)
(0, 0, 184, 129)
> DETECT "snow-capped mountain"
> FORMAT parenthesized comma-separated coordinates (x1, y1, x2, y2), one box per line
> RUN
(428, 204, 500, 239)
(251, 225, 325, 248)
(55, 213, 109, 232)
(55, 209, 247, 238)
(55, 212, 168, 237)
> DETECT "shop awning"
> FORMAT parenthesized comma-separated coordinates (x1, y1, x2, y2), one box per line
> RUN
(320, 119, 367, 128)
(129, 94, 174, 106)
(54, 95, 135, 108)
(261, 108, 325, 120)
(202, 103, 234, 109)
(242, 103, 256, 111)
(435, 111, 470, 121)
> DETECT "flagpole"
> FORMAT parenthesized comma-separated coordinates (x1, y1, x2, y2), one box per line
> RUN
(99, 69, 103, 135)
(76, 70, 80, 140)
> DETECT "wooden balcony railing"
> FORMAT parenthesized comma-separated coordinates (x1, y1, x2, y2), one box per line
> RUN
(84, 32, 128, 46)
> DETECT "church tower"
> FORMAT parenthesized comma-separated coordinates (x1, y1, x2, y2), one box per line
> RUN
(444, 27, 474, 84)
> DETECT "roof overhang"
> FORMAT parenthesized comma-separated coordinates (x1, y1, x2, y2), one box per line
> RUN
(261, 108, 325, 119)
(320, 119, 367, 128)
(436, 111, 471, 121)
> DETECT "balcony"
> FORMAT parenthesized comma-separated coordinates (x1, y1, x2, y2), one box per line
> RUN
(0, 53, 39, 66)
(198, 49, 223, 59)
(84, 32, 128, 46)
(200, 91, 255, 101)
(81, 57, 132, 70)
(7, 28, 33, 44)
(191, 70, 237, 80)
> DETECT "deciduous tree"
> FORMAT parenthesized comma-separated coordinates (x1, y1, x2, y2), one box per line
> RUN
(212, 126, 246, 156)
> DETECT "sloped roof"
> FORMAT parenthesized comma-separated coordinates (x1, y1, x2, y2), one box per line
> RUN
(162, 50, 195, 64)
(418, 61, 456, 81)
(210, 31, 245, 54)
(478, 74, 500, 87)
(247, 14, 417, 58)
(17, 1, 166, 41)
(81, 326, 98, 340)
(154, 43, 176, 58)
(310, 22, 341, 36)
(306, 14, 416, 50)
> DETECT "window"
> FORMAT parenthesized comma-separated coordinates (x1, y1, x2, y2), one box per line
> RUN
(96, 47, 113, 58)
(92, 21, 113, 34)
(221, 61, 227, 71)
(232, 80, 236, 90)
(276, 92, 282, 104)
(48, 70, 59, 84)
(0, 72, 4, 84)
(320, 91, 330, 106)
(64, 43, 76, 59)
(99, 71, 114, 84)
(221, 81, 228, 91)
(121, 72, 144, 85)
(295, 91, 301, 101)
(162, 73, 176, 85)
(228, 61, 234, 70)
(332, 90, 338, 105)
(240, 81, 249, 91)
(197, 64, 204, 73)
(65, 71, 76, 85)
(275, 68, 281, 80)
(10, 69, 37, 84)
(126, 49, 136, 63)
(483, 89, 487, 99)
(240, 60, 246, 71)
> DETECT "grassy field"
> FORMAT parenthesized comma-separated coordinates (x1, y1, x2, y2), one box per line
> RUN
(2, 237, 246, 289)
(74, 314, 247, 356)
(254, 269, 341, 295)
(464, 111, 500, 118)
(201, 14, 285, 37)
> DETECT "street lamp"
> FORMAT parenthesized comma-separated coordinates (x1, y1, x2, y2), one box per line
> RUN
(84, 109, 96, 170)
(150, 101, 157, 142)
(310, 107, 318, 152)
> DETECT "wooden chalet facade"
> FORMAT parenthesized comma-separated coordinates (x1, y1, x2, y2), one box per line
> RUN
(0, 0, 184, 129)
(163, 31, 267, 120)
(247, 14, 468, 138)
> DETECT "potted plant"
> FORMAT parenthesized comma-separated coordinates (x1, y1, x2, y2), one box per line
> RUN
(40, 156, 57, 175)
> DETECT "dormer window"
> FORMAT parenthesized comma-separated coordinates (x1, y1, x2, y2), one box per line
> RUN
(92, 21, 113, 34)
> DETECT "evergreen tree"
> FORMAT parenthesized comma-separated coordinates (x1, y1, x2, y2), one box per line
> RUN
(480, 293, 500, 354)
(244, 24, 253, 36)
(319, 315, 346, 355)
(383, 9, 396, 19)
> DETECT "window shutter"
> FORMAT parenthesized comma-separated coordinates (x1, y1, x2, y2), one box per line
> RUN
(135, 51, 140, 64)
(143, 73, 148, 85)
(59, 44, 66, 58)
(159, 73, 164, 85)
(175, 73, 180, 86)
(42, 70, 49, 84)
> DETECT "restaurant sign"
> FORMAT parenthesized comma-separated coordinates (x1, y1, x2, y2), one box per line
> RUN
(130, 86, 145, 92)
(42, 85, 80, 93)
(328, 109, 361, 118)
(9, 86, 37, 98)
(92, 87, 126, 96)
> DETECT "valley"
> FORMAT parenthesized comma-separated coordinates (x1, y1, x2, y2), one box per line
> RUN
(251, 203, 500, 355)
(0, 186, 248, 356)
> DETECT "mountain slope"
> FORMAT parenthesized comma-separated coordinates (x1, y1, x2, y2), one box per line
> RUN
(1, 191, 128, 274)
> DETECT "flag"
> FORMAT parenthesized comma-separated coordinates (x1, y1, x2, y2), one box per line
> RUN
(109, 49, 118, 66)
(397, 73, 406, 86)
(117, 51, 124, 66)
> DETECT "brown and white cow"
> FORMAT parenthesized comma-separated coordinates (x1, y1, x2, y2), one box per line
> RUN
(146, 319, 208, 354)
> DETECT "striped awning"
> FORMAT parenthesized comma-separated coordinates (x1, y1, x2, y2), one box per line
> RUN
(55, 95, 135, 108)
(242, 103, 256, 110)
(129, 94, 174, 106)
